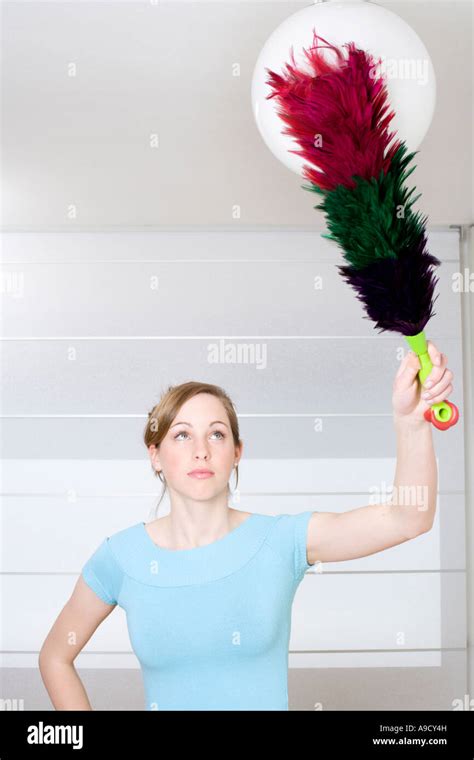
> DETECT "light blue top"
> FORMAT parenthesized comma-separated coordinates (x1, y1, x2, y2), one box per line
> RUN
(81, 510, 315, 711)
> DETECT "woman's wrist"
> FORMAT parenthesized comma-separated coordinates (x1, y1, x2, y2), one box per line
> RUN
(393, 412, 430, 431)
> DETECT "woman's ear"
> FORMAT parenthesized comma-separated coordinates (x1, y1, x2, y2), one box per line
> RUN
(235, 440, 243, 464)
(148, 444, 161, 470)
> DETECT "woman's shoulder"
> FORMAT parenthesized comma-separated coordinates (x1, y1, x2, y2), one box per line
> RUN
(106, 520, 144, 551)
(81, 522, 143, 604)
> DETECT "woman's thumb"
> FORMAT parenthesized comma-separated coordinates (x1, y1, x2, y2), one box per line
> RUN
(395, 352, 421, 389)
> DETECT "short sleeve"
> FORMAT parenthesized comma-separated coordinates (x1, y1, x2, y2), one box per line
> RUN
(266, 511, 315, 585)
(293, 511, 315, 583)
(81, 537, 123, 606)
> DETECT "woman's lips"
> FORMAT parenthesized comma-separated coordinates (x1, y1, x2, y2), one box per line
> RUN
(188, 471, 214, 479)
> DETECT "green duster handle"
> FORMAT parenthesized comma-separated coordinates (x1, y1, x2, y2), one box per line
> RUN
(404, 332, 459, 430)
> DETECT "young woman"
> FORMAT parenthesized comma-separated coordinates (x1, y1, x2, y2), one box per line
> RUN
(38, 341, 453, 710)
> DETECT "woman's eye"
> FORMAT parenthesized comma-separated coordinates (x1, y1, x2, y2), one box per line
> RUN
(174, 431, 225, 440)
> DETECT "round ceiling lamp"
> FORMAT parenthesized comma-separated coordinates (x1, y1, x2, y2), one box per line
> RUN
(251, 0, 436, 176)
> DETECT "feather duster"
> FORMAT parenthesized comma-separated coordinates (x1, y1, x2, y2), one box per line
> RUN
(265, 30, 458, 428)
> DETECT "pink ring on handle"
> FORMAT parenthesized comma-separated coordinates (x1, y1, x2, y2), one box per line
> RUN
(424, 401, 459, 430)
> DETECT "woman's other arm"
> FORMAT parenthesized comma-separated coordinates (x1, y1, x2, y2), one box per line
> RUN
(38, 576, 116, 710)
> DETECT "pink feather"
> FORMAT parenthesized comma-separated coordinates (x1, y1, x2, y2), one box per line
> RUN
(265, 29, 403, 191)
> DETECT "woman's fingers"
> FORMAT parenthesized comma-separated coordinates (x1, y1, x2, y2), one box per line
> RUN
(422, 370, 454, 401)
(424, 341, 449, 388)
(423, 384, 453, 405)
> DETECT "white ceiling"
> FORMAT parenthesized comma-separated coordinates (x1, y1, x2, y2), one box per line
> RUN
(1, 0, 472, 228)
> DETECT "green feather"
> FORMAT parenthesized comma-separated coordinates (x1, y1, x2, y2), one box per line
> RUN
(302, 143, 428, 270)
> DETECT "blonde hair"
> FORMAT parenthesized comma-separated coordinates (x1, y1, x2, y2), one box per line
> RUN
(143, 381, 242, 514)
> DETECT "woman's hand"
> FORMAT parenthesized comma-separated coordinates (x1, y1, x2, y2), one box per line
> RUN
(392, 340, 454, 423)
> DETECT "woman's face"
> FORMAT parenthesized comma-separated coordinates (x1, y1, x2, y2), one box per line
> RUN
(149, 393, 242, 501)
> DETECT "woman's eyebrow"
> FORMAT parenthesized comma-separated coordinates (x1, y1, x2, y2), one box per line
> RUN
(170, 420, 229, 429)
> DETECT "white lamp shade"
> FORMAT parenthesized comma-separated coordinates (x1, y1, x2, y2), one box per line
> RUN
(251, 0, 436, 176)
